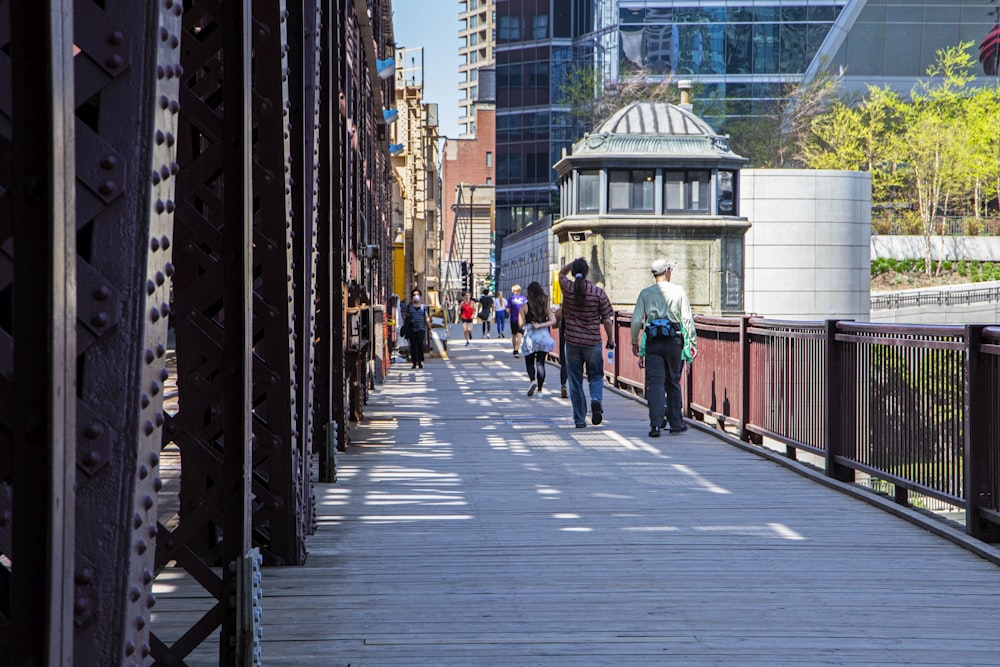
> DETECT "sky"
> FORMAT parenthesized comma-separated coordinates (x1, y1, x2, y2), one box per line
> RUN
(390, 0, 463, 139)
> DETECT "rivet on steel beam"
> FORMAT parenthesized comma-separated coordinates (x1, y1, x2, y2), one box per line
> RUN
(146, 280, 156, 296)
(84, 422, 104, 439)
(145, 349, 155, 364)
(169, 100, 179, 114)
(106, 55, 123, 69)
(83, 450, 101, 467)
(150, 382, 160, 397)
(129, 586, 141, 602)
(99, 181, 117, 195)
(159, 368, 169, 382)
(140, 394, 150, 409)
(170, 35, 179, 49)
(151, 236, 160, 251)
(152, 171, 161, 185)
(148, 525, 157, 539)
(165, 200, 175, 213)
(160, 27, 169, 42)
(93, 285, 111, 301)
(154, 477, 163, 491)
(136, 615, 146, 629)
(143, 494, 154, 510)
(75, 568, 94, 585)
(174, 64, 184, 77)
(133, 513, 143, 529)
(138, 464, 149, 480)
(100, 155, 118, 170)
(155, 130, 165, 145)
(155, 271, 165, 286)
(143, 420, 155, 435)
(161, 235, 171, 250)
(159, 95, 169, 110)
(169, 162, 179, 175)
(108, 31, 124, 45)
(124, 641, 135, 656)
(91, 312, 109, 328)
(156, 344, 165, 359)
(156, 66, 165, 80)
(136, 540, 148, 555)
(164, 262, 175, 277)
(155, 200, 165, 214)
(149, 308, 160, 323)
(160, 165, 170, 180)
(166, 133, 175, 147)
(142, 568, 153, 584)
(147, 594, 157, 608)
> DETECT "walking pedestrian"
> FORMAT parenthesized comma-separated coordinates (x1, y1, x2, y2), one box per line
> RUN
(493, 291, 508, 338)
(630, 259, 698, 437)
(478, 288, 494, 338)
(558, 258, 615, 428)
(519, 282, 557, 396)
(507, 285, 528, 358)
(459, 291, 476, 346)
(401, 288, 431, 369)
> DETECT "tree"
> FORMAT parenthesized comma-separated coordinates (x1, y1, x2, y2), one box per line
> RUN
(555, 61, 679, 136)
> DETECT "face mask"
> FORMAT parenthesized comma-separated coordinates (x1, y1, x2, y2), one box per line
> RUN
(412, 295, 421, 303)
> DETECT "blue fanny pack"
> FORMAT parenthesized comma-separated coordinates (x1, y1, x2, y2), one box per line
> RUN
(646, 318, 675, 339)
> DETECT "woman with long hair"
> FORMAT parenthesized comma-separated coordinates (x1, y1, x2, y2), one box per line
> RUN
(557, 258, 615, 427)
(519, 282, 556, 396)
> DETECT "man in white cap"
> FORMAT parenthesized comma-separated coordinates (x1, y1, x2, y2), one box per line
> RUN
(630, 259, 698, 437)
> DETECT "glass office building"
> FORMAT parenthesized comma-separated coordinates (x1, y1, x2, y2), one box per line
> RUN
(495, 0, 1000, 249)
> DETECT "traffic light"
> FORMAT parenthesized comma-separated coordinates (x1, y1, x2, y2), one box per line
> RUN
(460, 261, 468, 276)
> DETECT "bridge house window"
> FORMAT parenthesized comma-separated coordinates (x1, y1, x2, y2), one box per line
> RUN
(664, 170, 710, 214)
(608, 169, 655, 213)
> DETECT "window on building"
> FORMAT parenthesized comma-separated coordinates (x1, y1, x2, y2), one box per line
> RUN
(578, 171, 599, 212)
(608, 170, 654, 213)
(470, 85, 478, 99)
(498, 15, 520, 41)
(486, 177, 493, 185)
(486, 151, 493, 167)
(527, 153, 549, 181)
(664, 170, 711, 213)
(498, 154, 521, 180)
(496, 63, 522, 88)
(528, 62, 548, 88)
(531, 14, 549, 40)
(470, 14, 478, 28)
(470, 51, 478, 64)
(470, 33, 478, 46)
(717, 170, 737, 215)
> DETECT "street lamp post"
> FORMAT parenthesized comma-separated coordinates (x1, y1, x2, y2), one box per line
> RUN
(468, 185, 476, 294)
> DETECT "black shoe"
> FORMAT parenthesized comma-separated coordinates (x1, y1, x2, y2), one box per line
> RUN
(649, 426, 661, 437)
(591, 400, 603, 425)
(669, 424, 688, 435)
(661, 416, 668, 429)
(418, 363, 423, 368)
(411, 364, 417, 369)
(575, 423, 586, 429)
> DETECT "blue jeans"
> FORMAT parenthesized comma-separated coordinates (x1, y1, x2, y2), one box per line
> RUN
(565, 342, 604, 425)
(495, 311, 507, 334)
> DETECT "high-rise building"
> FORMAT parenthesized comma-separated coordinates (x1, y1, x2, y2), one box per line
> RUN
(458, 0, 497, 137)
(494, 0, 1000, 249)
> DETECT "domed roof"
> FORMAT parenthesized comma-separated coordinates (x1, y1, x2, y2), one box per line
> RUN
(595, 102, 717, 138)
(561, 101, 744, 163)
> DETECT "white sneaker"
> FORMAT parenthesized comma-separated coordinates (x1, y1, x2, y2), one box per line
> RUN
(527, 381, 537, 396)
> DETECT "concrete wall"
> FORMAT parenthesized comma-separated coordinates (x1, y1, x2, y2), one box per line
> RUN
(871, 236, 1000, 261)
(742, 169, 871, 321)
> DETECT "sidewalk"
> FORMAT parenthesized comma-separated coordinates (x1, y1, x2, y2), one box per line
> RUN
(156, 330, 1000, 665)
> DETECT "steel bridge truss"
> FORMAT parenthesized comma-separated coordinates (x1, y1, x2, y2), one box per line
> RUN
(0, 0, 395, 664)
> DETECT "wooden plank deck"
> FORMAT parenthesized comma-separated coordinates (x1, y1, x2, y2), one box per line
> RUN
(154, 333, 1000, 666)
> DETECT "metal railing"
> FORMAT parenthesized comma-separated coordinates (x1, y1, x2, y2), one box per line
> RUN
(582, 313, 1000, 544)
(871, 285, 1000, 311)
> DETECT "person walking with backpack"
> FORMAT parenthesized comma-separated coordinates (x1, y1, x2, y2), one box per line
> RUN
(630, 259, 698, 437)
(401, 288, 431, 369)
(558, 258, 615, 428)
(477, 288, 494, 338)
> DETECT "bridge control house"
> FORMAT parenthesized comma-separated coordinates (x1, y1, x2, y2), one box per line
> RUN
(552, 100, 749, 315)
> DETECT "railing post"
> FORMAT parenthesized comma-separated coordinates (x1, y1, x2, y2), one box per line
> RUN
(824, 319, 854, 482)
(739, 316, 751, 442)
(964, 325, 1000, 542)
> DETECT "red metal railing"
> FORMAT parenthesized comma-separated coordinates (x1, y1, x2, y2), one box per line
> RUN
(591, 313, 1000, 543)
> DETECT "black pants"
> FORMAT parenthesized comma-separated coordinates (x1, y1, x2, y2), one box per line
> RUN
(644, 335, 683, 429)
(525, 351, 547, 389)
(407, 329, 426, 365)
(559, 319, 567, 388)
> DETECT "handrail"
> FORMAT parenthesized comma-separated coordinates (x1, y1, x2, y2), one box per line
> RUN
(603, 311, 1000, 544)
(871, 285, 1000, 310)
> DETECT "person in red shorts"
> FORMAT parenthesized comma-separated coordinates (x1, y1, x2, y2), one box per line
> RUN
(459, 291, 476, 347)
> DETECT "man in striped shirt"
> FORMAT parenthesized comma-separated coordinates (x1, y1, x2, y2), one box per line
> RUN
(558, 257, 615, 428)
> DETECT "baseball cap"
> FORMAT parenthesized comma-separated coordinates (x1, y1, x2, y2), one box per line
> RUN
(650, 259, 674, 275)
